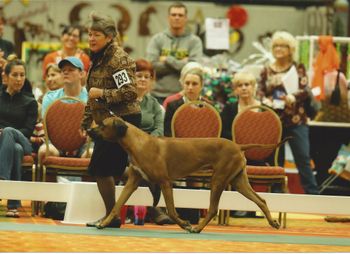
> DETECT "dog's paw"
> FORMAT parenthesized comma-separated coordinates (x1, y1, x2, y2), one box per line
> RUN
(188, 226, 201, 233)
(270, 220, 280, 229)
(184, 225, 193, 233)
(96, 223, 105, 229)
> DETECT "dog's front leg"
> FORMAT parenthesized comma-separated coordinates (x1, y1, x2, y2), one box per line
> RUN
(97, 168, 143, 229)
(160, 181, 193, 232)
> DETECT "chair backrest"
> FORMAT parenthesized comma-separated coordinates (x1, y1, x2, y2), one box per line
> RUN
(232, 105, 282, 162)
(171, 101, 221, 138)
(43, 96, 86, 153)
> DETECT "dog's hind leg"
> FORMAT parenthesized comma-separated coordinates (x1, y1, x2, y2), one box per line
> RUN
(159, 181, 192, 232)
(190, 173, 229, 233)
(146, 182, 161, 207)
(97, 167, 143, 229)
(232, 170, 280, 229)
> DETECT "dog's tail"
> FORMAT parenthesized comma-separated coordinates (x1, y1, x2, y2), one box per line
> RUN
(239, 137, 291, 151)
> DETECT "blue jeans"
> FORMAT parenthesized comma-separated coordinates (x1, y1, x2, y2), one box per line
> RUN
(0, 127, 32, 209)
(279, 124, 319, 194)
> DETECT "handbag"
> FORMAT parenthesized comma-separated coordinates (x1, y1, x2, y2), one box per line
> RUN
(304, 86, 321, 119)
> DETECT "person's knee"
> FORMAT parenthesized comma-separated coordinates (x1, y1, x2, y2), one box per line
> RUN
(2, 127, 16, 136)
(14, 143, 24, 157)
(38, 143, 59, 161)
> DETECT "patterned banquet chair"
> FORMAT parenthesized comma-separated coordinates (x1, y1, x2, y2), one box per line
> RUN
(232, 105, 288, 228)
(171, 101, 224, 224)
(40, 96, 91, 183)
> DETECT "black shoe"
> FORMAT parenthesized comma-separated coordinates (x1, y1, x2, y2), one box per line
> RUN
(86, 218, 121, 228)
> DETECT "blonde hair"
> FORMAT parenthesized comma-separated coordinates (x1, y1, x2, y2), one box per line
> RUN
(179, 62, 204, 84)
(7, 54, 18, 61)
(232, 72, 257, 89)
(271, 31, 297, 60)
(45, 63, 60, 77)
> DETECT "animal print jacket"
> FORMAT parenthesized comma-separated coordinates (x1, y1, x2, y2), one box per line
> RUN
(81, 41, 141, 130)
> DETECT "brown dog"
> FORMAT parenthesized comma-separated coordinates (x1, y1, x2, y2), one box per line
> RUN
(88, 116, 281, 233)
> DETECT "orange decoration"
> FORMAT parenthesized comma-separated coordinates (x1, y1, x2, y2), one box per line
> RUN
(311, 36, 340, 100)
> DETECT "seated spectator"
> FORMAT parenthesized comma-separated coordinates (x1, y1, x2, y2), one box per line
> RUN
(0, 58, 38, 217)
(163, 61, 207, 224)
(221, 71, 273, 218)
(38, 57, 90, 168)
(36, 64, 64, 105)
(132, 58, 173, 225)
(164, 62, 207, 136)
(221, 72, 262, 140)
(32, 64, 63, 151)
(45, 63, 64, 92)
(162, 62, 203, 110)
(42, 25, 90, 79)
(1, 54, 34, 97)
(162, 90, 183, 110)
(136, 58, 164, 136)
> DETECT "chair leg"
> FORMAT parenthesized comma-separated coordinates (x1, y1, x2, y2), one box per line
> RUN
(319, 174, 339, 194)
(31, 164, 37, 216)
(278, 212, 282, 225)
(218, 209, 230, 225)
(283, 212, 287, 228)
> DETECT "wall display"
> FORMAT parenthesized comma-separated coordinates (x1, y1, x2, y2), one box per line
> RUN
(138, 6, 156, 36)
(226, 5, 248, 57)
(111, 4, 131, 40)
(205, 18, 229, 50)
(0, 0, 322, 86)
(69, 2, 91, 25)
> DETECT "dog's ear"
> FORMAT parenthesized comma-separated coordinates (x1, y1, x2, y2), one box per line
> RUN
(113, 118, 128, 137)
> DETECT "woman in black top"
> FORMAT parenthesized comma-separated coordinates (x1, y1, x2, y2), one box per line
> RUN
(0, 58, 38, 217)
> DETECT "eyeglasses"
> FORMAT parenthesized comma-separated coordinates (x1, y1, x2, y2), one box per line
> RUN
(272, 44, 289, 49)
(135, 73, 152, 80)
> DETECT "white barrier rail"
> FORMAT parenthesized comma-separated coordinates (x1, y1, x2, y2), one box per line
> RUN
(1, 180, 349, 224)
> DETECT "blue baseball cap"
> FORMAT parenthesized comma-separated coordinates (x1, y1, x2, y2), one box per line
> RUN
(58, 56, 84, 71)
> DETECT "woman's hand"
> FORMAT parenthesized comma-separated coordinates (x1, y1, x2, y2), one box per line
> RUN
(285, 94, 296, 106)
(89, 88, 103, 99)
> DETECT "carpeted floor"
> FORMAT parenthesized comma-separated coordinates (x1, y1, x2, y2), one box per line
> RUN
(1, 200, 350, 252)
